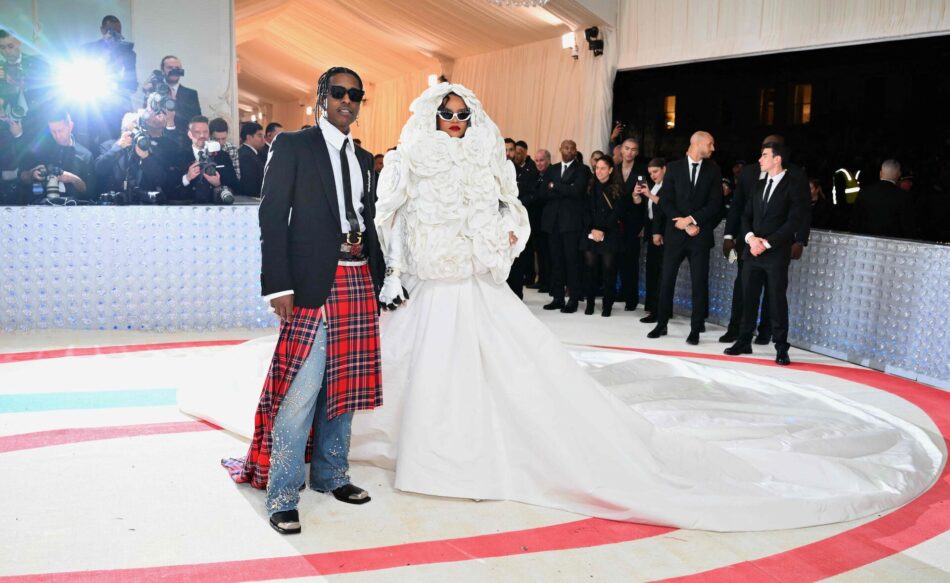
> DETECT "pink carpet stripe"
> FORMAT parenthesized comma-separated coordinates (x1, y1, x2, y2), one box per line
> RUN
(0, 340, 248, 364)
(0, 518, 673, 582)
(0, 421, 219, 454)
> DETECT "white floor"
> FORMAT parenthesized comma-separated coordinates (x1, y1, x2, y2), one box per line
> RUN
(1, 288, 947, 582)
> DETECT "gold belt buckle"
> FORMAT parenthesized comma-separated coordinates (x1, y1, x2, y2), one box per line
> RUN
(346, 231, 362, 246)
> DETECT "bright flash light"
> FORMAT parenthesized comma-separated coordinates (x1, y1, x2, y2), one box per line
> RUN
(55, 58, 115, 103)
(306, 105, 313, 116)
(250, 114, 257, 122)
(562, 32, 576, 49)
(428, 74, 439, 87)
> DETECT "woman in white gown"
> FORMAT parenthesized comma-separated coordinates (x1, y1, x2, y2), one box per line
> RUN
(181, 83, 942, 532)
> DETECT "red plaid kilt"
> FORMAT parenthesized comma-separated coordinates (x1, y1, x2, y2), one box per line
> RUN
(222, 261, 382, 489)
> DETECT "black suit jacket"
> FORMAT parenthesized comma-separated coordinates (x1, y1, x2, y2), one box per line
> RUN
(238, 144, 265, 197)
(741, 171, 810, 260)
(541, 161, 589, 233)
(259, 127, 384, 308)
(658, 157, 723, 248)
(849, 180, 916, 239)
(172, 86, 201, 130)
(727, 162, 812, 246)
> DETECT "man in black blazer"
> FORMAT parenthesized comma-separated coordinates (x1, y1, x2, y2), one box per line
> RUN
(541, 139, 588, 313)
(238, 121, 265, 197)
(725, 142, 809, 365)
(648, 131, 722, 344)
(616, 138, 649, 311)
(721, 135, 809, 344)
(506, 139, 538, 299)
(849, 159, 916, 238)
(159, 56, 201, 135)
(251, 67, 385, 535)
(171, 115, 237, 203)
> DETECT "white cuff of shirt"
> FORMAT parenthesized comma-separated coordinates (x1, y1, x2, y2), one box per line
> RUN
(182, 175, 190, 186)
(264, 290, 293, 302)
(745, 232, 755, 243)
(723, 234, 734, 240)
(688, 215, 697, 226)
(763, 239, 771, 249)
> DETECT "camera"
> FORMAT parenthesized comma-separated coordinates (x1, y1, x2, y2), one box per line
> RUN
(100, 187, 164, 205)
(197, 149, 218, 177)
(34, 165, 64, 199)
(142, 70, 176, 113)
(131, 127, 152, 153)
(213, 186, 235, 205)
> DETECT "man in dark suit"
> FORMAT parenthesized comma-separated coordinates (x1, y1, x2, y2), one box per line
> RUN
(725, 142, 809, 365)
(227, 67, 385, 536)
(850, 159, 916, 238)
(78, 16, 137, 146)
(506, 139, 538, 299)
(648, 131, 722, 344)
(238, 121, 265, 197)
(721, 135, 809, 344)
(261, 122, 283, 163)
(541, 139, 588, 313)
(529, 149, 552, 292)
(158, 56, 201, 136)
(0, 29, 53, 146)
(616, 138, 649, 311)
(171, 115, 237, 203)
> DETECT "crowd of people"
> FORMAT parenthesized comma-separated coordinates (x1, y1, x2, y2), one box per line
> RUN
(0, 19, 286, 206)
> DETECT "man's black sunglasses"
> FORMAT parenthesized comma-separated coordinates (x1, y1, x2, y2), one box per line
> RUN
(329, 85, 365, 102)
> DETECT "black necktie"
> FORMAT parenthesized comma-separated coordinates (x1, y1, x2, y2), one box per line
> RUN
(690, 162, 699, 186)
(339, 141, 359, 237)
(761, 178, 774, 214)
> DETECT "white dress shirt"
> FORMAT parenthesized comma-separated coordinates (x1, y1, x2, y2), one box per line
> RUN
(648, 182, 662, 220)
(319, 116, 365, 234)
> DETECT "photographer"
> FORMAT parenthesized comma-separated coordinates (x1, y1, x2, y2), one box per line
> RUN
(0, 96, 27, 203)
(18, 110, 94, 202)
(210, 117, 241, 180)
(172, 115, 236, 204)
(0, 29, 51, 144)
(94, 112, 169, 198)
(148, 56, 201, 135)
(79, 16, 138, 145)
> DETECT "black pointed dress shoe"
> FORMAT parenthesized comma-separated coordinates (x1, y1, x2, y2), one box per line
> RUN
(601, 304, 612, 317)
(269, 509, 301, 535)
(585, 301, 595, 315)
(647, 325, 668, 339)
(754, 334, 772, 345)
(639, 313, 658, 324)
(775, 348, 791, 366)
(543, 300, 565, 310)
(724, 342, 753, 355)
(718, 331, 738, 343)
(686, 332, 700, 345)
(561, 301, 578, 314)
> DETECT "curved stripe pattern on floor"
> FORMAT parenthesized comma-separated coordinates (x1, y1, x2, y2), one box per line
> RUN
(1, 341, 947, 581)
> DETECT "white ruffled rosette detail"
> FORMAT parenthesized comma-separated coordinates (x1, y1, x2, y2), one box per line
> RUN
(376, 83, 530, 284)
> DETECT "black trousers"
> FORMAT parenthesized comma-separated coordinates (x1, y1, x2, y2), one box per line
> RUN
(644, 238, 664, 313)
(583, 250, 618, 305)
(548, 230, 582, 302)
(533, 231, 550, 289)
(725, 254, 772, 337)
(656, 242, 710, 332)
(738, 253, 790, 349)
(507, 250, 527, 299)
(618, 235, 641, 307)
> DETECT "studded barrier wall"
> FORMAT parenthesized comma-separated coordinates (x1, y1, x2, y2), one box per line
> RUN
(2, 205, 948, 388)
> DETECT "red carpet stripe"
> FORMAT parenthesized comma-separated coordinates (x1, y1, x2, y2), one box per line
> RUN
(0, 340, 248, 364)
(0, 420, 219, 454)
(0, 518, 672, 582)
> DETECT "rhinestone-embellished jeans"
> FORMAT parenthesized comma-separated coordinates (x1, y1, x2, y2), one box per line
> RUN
(265, 321, 355, 515)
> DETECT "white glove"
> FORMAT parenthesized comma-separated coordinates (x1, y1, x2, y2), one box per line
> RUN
(379, 273, 409, 310)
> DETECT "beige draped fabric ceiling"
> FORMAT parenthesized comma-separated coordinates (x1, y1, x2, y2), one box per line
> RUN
(617, 0, 950, 70)
(235, 0, 612, 157)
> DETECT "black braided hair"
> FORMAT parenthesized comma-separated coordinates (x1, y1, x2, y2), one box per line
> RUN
(315, 66, 363, 120)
